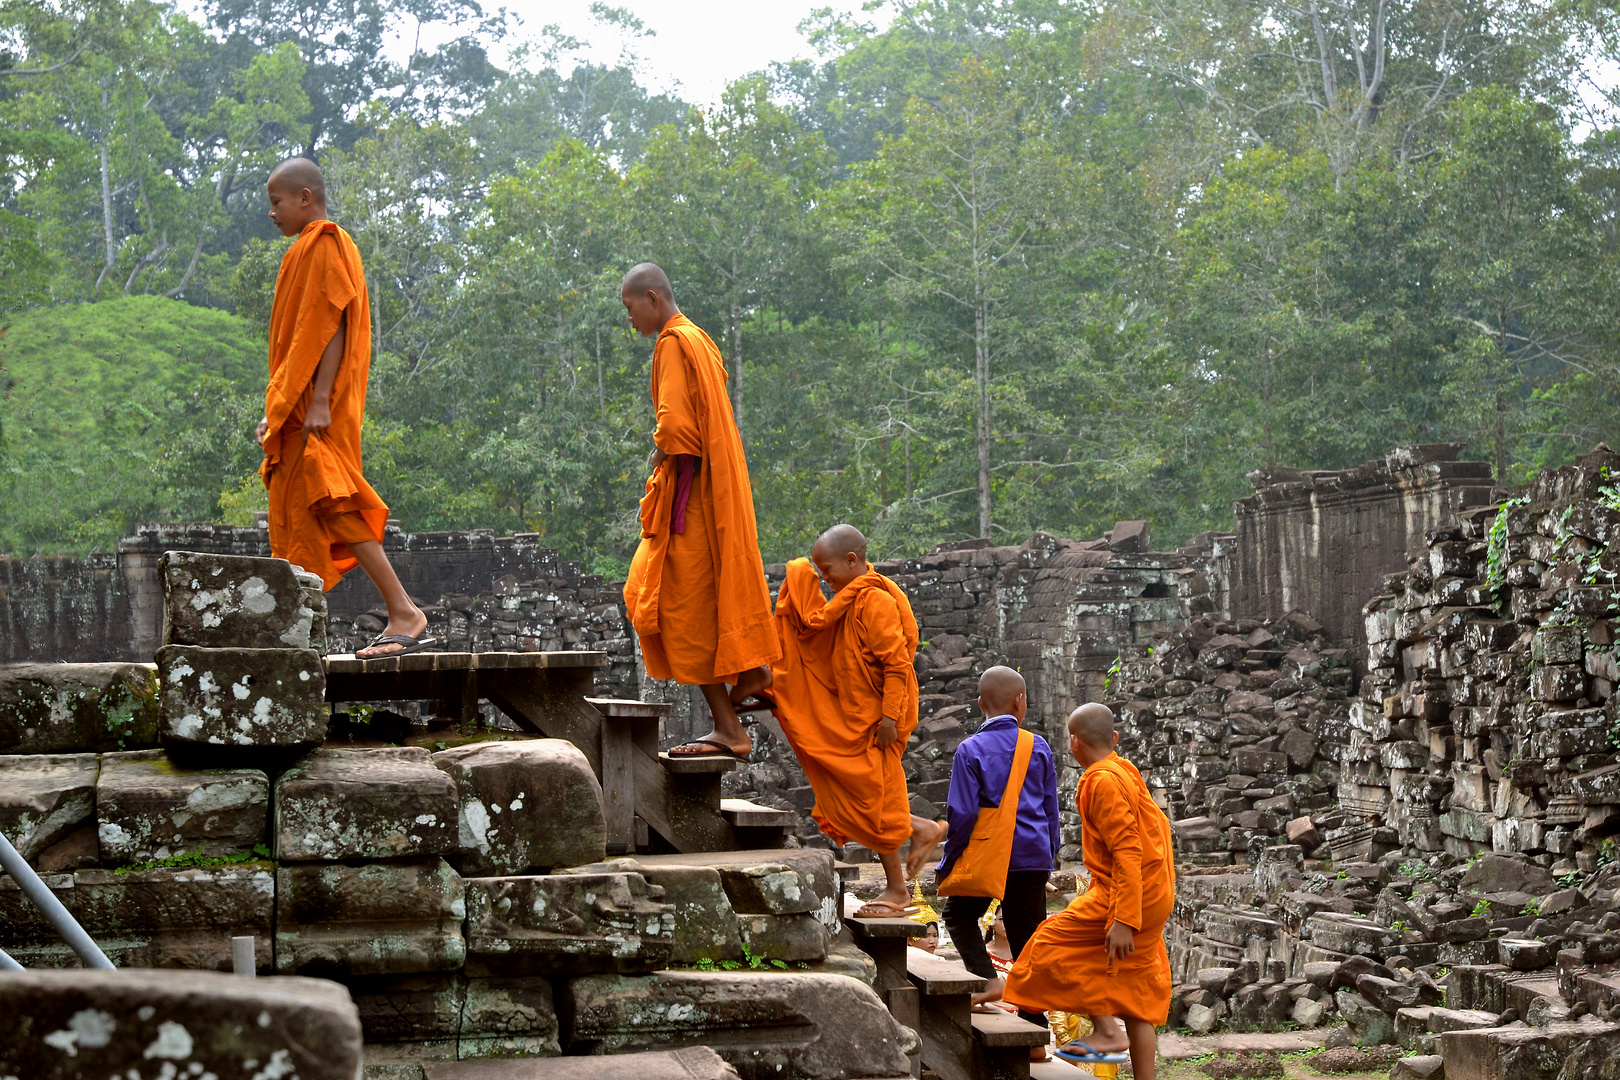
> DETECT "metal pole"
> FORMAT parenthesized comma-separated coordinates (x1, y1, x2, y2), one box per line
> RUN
(231, 936, 256, 977)
(0, 830, 113, 970)
(0, 945, 22, 971)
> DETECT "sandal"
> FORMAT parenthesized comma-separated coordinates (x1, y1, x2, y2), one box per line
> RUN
(1055, 1040, 1130, 1065)
(852, 900, 921, 919)
(356, 633, 440, 658)
(666, 738, 751, 760)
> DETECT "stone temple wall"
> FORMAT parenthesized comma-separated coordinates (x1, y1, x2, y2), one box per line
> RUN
(1228, 444, 1499, 665)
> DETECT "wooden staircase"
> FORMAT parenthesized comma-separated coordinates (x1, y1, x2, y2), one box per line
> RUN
(322, 650, 794, 854)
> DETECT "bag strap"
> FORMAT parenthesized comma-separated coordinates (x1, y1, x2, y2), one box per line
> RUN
(991, 729, 1035, 845)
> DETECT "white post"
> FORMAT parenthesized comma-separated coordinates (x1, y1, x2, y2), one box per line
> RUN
(231, 935, 256, 977)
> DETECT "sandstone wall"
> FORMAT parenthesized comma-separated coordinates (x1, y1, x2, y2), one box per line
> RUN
(1228, 444, 1498, 664)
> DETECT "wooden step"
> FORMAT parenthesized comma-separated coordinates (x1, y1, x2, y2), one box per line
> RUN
(908, 950, 988, 996)
(659, 752, 738, 775)
(719, 799, 795, 827)
(587, 697, 671, 719)
(971, 1010, 1050, 1080)
(906, 951, 986, 1080)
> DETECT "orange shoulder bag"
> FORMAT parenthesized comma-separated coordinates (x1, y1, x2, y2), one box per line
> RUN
(936, 728, 1035, 900)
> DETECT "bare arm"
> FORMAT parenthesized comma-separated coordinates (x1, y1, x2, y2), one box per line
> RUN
(304, 312, 346, 438)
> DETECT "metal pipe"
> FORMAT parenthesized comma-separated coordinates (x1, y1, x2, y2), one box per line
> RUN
(0, 945, 22, 971)
(0, 830, 113, 969)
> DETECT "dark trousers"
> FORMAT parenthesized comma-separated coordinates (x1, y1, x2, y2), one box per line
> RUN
(941, 870, 1050, 1030)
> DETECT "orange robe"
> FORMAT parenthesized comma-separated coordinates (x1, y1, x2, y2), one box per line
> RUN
(1003, 752, 1176, 1024)
(623, 314, 779, 683)
(770, 558, 919, 852)
(259, 220, 388, 590)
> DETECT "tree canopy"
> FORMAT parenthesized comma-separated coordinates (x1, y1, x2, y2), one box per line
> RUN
(5, 0, 1620, 568)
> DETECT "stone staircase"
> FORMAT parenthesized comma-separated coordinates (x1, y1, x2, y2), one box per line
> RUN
(1427, 961, 1620, 1079)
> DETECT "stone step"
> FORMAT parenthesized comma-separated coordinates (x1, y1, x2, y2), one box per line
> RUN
(720, 798, 796, 828)
(660, 752, 739, 775)
(423, 1047, 741, 1079)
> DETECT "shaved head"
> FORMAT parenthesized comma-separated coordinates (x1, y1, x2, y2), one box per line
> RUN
(622, 262, 675, 303)
(978, 665, 1026, 715)
(1068, 702, 1115, 749)
(813, 524, 867, 561)
(268, 157, 326, 202)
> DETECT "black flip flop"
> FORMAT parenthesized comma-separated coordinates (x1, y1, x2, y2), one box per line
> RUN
(733, 693, 777, 713)
(356, 633, 441, 658)
(667, 738, 751, 761)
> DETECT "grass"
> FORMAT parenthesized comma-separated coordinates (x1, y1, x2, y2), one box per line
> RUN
(113, 844, 273, 873)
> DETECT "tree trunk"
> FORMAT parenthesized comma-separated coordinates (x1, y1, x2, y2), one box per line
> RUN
(975, 293, 992, 539)
(94, 93, 116, 291)
(595, 324, 605, 420)
(730, 259, 744, 432)
(1495, 391, 1507, 484)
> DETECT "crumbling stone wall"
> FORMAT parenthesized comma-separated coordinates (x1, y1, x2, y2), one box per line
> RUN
(1229, 444, 1498, 662)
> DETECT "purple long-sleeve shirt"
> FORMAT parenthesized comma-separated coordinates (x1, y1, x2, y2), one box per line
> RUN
(935, 714, 1062, 877)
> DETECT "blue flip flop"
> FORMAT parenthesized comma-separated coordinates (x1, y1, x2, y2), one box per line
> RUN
(1055, 1040, 1130, 1065)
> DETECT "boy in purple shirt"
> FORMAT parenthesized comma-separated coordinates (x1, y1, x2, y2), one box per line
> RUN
(936, 665, 1062, 1028)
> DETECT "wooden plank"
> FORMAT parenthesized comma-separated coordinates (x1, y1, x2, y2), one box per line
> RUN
(455, 669, 480, 735)
(907, 951, 988, 996)
(970, 1012, 1049, 1048)
(586, 697, 671, 719)
(913, 990, 975, 1080)
(658, 753, 737, 775)
(601, 718, 635, 853)
(719, 799, 795, 828)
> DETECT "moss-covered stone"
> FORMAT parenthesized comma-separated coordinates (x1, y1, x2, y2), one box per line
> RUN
(156, 644, 326, 749)
(0, 662, 159, 753)
(160, 550, 319, 649)
(432, 738, 605, 875)
(276, 858, 466, 977)
(96, 748, 268, 864)
(464, 872, 674, 976)
(275, 747, 458, 861)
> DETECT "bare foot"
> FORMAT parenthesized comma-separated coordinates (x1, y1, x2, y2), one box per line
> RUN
(356, 606, 429, 657)
(1029, 1047, 1051, 1063)
(729, 664, 773, 704)
(1084, 1015, 1131, 1052)
(905, 819, 948, 879)
(667, 735, 752, 758)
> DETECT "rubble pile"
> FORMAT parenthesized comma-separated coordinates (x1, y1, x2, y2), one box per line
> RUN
(1109, 610, 1358, 870)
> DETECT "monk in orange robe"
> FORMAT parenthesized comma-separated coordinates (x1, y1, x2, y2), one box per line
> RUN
(620, 263, 778, 757)
(1004, 703, 1175, 1079)
(770, 524, 948, 916)
(255, 158, 432, 658)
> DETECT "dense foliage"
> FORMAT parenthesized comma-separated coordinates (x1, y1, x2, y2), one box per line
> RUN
(5, 0, 1620, 570)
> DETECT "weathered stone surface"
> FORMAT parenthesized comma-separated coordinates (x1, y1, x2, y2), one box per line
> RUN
(1337, 990, 1397, 1045)
(432, 739, 605, 875)
(1292, 997, 1329, 1027)
(1498, 938, 1556, 971)
(66, 864, 275, 971)
(160, 550, 317, 649)
(95, 748, 268, 863)
(564, 849, 841, 935)
(277, 858, 466, 976)
(0, 752, 97, 862)
(715, 862, 816, 916)
(1358, 974, 1421, 1012)
(1426, 1007, 1500, 1034)
(465, 873, 674, 976)
(0, 662, 159, 753)
(1185, 1002, 1219, 1033)
(423, 1047, 740, 1080)
(561, 970, 914, 1080)
(1441, 1019, 1620, 1080)
(562, 862, 743, 964)
(1460, 854, 1557, 896)
(737, 912, 829, 962)
(276, 747, 458, 860)
(344, 973, 467, 1042)
(460, 976, 562, 1059)
(0, 969, 362, 1080)
(156, 644, 326, 748)
(1390, 1054, 1445, 1079)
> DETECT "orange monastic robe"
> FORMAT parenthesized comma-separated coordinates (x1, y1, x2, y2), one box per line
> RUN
(1003, 752, 1176, 1024)
(259, 220, 388, 590)
(770, 558, 919, 852)
(623, 314, 779, 683)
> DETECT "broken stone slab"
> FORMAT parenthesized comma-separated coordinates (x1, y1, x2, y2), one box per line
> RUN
(1440, 1018, 1620, 1080)
(423, 1047, 741, 1080)
(1499, 938, 1557, 971)
(560, 970, 915, 1080)
(0, 969, 362, 1080)
(0, 662, 159, 753)
(1336, 989, 1397, 1045)
(1292, 996, 1329, 1027)
(159, 550, 318, 649)
(459, 976, 562, 1059)
(1390, 1055, 1445, 1080)
(156, 645, 326, 749)
(432, 739, 605, 875)
(276, 858, 466, 976)
(275, 747, 458, 861)
(1426, 1007, 1501, 1034)
(68, 864, 275, 971)
(95, 748, 268, 863)
(1358, 974, 1423, 1012)
(737, 912, 829, 962)
(342, 973, 466, 1043)
(717, 862, 817, 915)
(564, 848, 841, 934)
(464, 872, 674, 976)
(558, 860, 744, 964)
(1460, 853, 1557, 895)
(0, 752, 97, 862)
(362, 1039, 458, 1077)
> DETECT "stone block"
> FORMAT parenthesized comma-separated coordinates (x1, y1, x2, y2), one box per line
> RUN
(344, 973, 467, 1042)
(0, 752, 97, 862)
(70, 864, 275, 971)
(460, 976, 562, 1059)
(737, 912, 829, 962)
(565, 861, 743, 964)
(1307, 913, 1394, 957)
(717, 862, 817, 915)
(1390, 1055, 1444, 1080)
(160, 550, 318, 649)
(95, 749, 268, 863)
(0, 662, 159, 753)
(423, 1048, 740, 1080)
(1232, 748, 1287, 775)
(565, 849, 841, 934)
(560, 970, 914, 1080)
(1441, 1019, 1620, 1080)
(1461, 854, 1557, 895)
(1426, 1007, 1500, 1034)
(1498, 938, 1556, 970)
(276, 858, 466, 976)
(156, 645, 326, 748)
(1286, 816, 1321, 849)
(1533, 624, 1584, 666)
(0, 969, 362, 1080)
(276, 747, 458, 860)
(1336, 989, 1397, 1045)
(464, 873, 674, 976)
(432, 739, 605, 875)
(1532, 664, 1585, 703)
(1292, 996, 1328, 1027)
